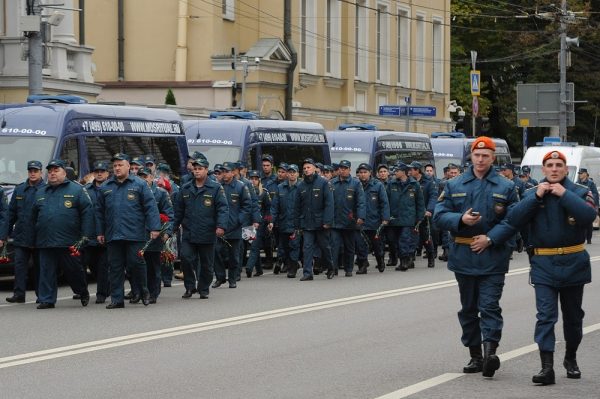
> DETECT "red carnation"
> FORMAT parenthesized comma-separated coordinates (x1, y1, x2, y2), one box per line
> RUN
(159, 213, 170, 224)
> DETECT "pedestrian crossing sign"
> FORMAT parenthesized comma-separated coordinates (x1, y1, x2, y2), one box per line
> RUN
(470, 70, 481, 96)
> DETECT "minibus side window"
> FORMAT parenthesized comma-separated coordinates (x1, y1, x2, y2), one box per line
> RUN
(59, 137, 80, 177)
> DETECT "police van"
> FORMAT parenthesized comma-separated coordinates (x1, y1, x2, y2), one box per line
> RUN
(184, 114, 331, 168)
(0, 98, 188, 279)
(430, 132, 512, 178)
(325, 124, 434, 169)
(520, 140, 600, 183)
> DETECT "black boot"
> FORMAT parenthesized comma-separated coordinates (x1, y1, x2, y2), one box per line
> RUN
(427, 253, 435, 268)
(395, 257, 408, 271)
(386, 255, 398, 266)
(408, 254, 415, 269)
(287, 261, 298, 278)
(356, 259, 368, 274)
(564, 347, 581, 379)
(482, 342, 500, 377)
(438, 248, 448, 262)
(376, 256, 385, 272)
(463, 345, 483, 373)
(532, 351, 555, 385)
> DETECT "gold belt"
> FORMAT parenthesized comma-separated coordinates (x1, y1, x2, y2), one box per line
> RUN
(454, 236, 474, 245)
(533, 243, 585, 256)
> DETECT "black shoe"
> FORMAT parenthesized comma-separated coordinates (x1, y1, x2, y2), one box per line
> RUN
(246, 269, 252, 278)
(438, 249, 448, 262)
(253, 271, 263, 277)
(482, 342, 501, 377)
(6, 296, 25, 303)
(129, 294, 141, 304)
(564, 351, 581, 379)
(427, 255, 435, 268)
(182, 289, 194, 299)
(80, 295, 90, 307)
(142, 293, 150, 306)
(273, 264, 281, 274)
(72, 294, 81, 300)
(149, 296, 157, 304)
(37, 302, 55, 309)
(229, 281, 237, 288)
(395, 257, 408, 272)
(463, 346, 483, 373)
(236, 276, 241, 282)
(532, 351, 555, 385)
(163, 282, 172, 287)
(106, 302, 125, 309)
(124, 291, 133, 300)
(212, 279, 226, 288)
(386, 257, 398, 266)
(199, 293, 209, 299)
(345, 271, 353, 277)
(300, 275, 313, 281)
(376, 256, 385, 273)
(95, 296, 106, 304)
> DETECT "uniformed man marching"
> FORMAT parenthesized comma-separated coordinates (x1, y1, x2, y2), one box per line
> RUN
(434, 137, 518, 378)
(32, 160, 94, 309)
(576, 168, 599, 244)
(6, 160, 45, 303)
(507, 150, 597, 385)
(174, 157, 228, 299)
(408, 161, 438, 268)
(96, 153, 161, 309)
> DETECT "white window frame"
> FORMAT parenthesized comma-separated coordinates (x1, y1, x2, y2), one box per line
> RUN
(300, 0, 317, 74)
(397, 7, 411, 87)
(222, 0, 235, 21)
(325, 0, 341, 77)
(415, 13, 426, 91)
(376, 2, 389, 84)
(354, 0, 368, 81)
(432, 17, 444, 93)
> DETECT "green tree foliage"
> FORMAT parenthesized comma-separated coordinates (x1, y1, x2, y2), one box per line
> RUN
(165, 88, 177, 105)
(451, 0, 600, 156)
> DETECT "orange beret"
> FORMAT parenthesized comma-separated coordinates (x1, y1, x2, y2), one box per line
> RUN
(470, 136, 496, 152)
(542, 150, 567, 164)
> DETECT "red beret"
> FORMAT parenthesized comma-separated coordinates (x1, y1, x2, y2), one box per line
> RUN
(470, 136, 496, 152)
(542, 150, 567, 164)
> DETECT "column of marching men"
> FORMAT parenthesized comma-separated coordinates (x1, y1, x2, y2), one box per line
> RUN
(1, 139, 595, 387)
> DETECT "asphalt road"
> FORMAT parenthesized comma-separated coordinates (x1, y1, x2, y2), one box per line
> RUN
(1, 240, 599, 399)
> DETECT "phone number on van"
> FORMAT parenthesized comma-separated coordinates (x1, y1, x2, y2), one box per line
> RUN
(1, 128, 47, 135)
(188, 139, 234, 145)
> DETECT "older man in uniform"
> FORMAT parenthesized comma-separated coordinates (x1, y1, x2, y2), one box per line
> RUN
(508, 150, 596, 385)
(294, 158, 335, 280)
(32, 160, 94, 309)
(434, 137, 518, 378)
(174, 158, 228, 299)
(96, 153, 161, 309)
(6, 160, 45, 303)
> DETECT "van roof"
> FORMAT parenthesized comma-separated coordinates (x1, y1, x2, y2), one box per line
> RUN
(522, 145, 600, 166)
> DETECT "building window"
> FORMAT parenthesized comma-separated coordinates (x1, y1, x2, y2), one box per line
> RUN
(354, 0, 367, 80)
(432, 18, 443, 92)
(397, 8, 410, 87)
(416, 14, 426, 91)
(355, 90, 367, 112)
(222, 0, 235, 21)
(377, 93, 388, 109)
(376, 4, 388, 83)
(300, 0, 316, 73)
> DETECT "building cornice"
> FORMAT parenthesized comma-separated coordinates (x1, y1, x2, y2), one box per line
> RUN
(98, 81, 214, 89)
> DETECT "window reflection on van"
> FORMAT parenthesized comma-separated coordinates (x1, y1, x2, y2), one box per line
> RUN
(0, 136, 56, 185)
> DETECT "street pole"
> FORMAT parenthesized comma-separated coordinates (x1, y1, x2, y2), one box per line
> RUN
(28, 0, 43, 95)
(558, 0, 567, 140)
(405, 96, 410, 131)
(241, 56, 248, 111)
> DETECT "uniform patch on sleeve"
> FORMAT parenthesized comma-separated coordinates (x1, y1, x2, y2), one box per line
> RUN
(450, 192, 467, 198)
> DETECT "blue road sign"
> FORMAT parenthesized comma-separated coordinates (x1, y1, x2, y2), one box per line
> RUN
(379, 105, 437, 117)
(470, 70, 481, 96)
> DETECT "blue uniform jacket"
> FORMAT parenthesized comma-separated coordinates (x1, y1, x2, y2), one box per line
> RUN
(361, 178, 390, 230)
(271, 180, 299, 233)
(32, 180, 95, 248)
(294, 173, 334, 231)
(222, 178, 252, 239)
(433, 166, 519, 275)
(253, 186, 271, 224)
(508, 179, 596, 287)
(511, 176, 527, 199)
(0, 187, 8, 241)
(145, 183, 174, 252)
(8, 179, 46, 246)
(242, 176, 262, 225)
(95, 175, 161, 242)
(173, 179, 229, 244)
(331, 176, 366, 229)
(387, 177, 425, 227)
(84, 180, 105, 247)
(416, 174, 438, 213)
(577, 178, 599, 208)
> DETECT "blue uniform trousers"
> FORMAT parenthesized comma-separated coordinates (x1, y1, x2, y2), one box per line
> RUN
(534, 284, 585, 352)
(384, 226, 398, 260)
(13, 246, 39, 299)
(356, 230, 384, 260)
(143, 251, 162, 299)
(277, 232, 300, 262)
(246, 225, 268, 274)
(415, 219, 435, 255)
(302, 230, 333, 277)
(38, 248, 89, 304)
(181, 240, 215, 296)
(388, 227, 416, 257)
(332, 229, 356, 273)
(214, 238, 241, 282)
(107, 240, 148, 304)
(83, 246, 109, 300)
(455, 272, 505, 346)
